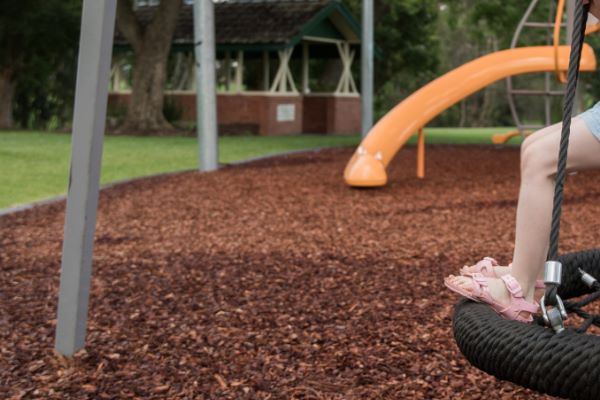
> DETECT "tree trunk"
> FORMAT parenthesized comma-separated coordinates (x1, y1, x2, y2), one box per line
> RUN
(116, 0, 183, 134)
(120, 47, 172, 133)
(0, 68, 15, 129)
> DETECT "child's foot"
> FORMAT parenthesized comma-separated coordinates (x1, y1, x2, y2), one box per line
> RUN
(460, 257, 518, 279)
(445, 273, 539, 322)
(459, 257, 504, 277)
(460, 257, 545, 301)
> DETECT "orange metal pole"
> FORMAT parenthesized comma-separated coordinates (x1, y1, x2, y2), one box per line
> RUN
(554, 0, 568, 83)
(417, 128, 425, 179)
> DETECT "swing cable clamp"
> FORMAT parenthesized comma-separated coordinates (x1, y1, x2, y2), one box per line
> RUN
(579, 268, 598, 288)
(540, 261, 568, 333)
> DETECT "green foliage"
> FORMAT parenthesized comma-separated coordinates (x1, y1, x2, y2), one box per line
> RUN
(470, 1, 530, 49)
(431, 0, 578, 127)
(6, 0, 600, 130)
(343, 0, 440, 117)
(13, 53, 79, 129)
(0, 0, 81, 128)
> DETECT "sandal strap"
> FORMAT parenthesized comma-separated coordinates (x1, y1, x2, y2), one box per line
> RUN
(476, 257, 498, 274)
(461, 257, 498, 277)
(501, 275, 524, 297)
(482, 257, 499, 266)
(472, 273, 490, 286)
(466, 273, 490, 297)
(500, 275, 539, 315)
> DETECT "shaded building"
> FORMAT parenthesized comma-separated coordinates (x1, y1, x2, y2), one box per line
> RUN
(110, 0, 362, 135)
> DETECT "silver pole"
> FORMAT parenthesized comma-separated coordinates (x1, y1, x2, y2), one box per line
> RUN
(194, 0, 218, 171)
(361, 0, 374, 137)
(55, 0, 116, 356)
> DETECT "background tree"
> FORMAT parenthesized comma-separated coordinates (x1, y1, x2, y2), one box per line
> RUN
(432, 0, 570, 127)
(0, 0, 80, 129)
(116, 0, 183, 134)
(4, 0, 600, 132)
(345, 0, 440, 118)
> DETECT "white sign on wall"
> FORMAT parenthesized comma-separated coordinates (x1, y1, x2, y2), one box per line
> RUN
(277, 104, 296, 122)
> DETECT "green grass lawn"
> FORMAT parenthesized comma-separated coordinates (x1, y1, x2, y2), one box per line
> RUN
(0, 127, 519, 209)
(408, 127, 523, 145)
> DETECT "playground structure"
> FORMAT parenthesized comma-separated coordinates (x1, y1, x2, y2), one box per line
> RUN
(500, 0, 600, 142)
(5, 1, 600, 398)
(344, 0, 600, 187)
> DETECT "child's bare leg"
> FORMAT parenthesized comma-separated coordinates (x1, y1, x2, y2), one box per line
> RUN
(460, 121, 565, 281)
(511, 116, 600, 301)
(462, 123, 564, 278)
(449, 117, 600, 313)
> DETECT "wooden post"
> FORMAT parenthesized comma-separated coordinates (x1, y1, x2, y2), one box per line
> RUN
(54, 0, 116, 357)
(111, 57, 121, 93)
(282, 50, 288, 93)
(302, 42, 309, 94)
(417, 128, 425, 179)
(262, 50, 270, 91)
(225, 51, 231, 92)
(335, 43, 357, 95)
(285, 48, 297, 93)
(235, 50, 244, 93)
(270, 48, 297, 93)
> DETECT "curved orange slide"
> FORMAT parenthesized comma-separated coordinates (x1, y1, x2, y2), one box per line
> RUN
(344, 45, 597, 187)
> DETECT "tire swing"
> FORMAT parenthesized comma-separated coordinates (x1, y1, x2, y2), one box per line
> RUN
(452, 2, 600, 399)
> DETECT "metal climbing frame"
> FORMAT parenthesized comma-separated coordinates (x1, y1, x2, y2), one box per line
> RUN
(506, 0, 569, 136)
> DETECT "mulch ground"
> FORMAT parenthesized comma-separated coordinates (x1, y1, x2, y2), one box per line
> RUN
(2, 145, 600, 399)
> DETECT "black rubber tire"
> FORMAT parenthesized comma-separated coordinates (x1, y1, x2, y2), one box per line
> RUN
(453, 249, 600, 400)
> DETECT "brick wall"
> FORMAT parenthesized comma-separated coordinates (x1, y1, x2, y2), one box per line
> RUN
(108, 92, 359, 135)
(218, 94, 303, 135)
(303, 95, 361, 135)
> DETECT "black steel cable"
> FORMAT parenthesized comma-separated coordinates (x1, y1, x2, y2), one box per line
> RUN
(545, 0, 590, 306)
(547, 0, 590, 260)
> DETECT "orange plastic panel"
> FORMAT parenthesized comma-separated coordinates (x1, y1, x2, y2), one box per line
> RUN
(491, 130, 521, 145)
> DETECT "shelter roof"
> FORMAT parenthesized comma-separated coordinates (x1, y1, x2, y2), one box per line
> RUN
(114, 0, 362, 52)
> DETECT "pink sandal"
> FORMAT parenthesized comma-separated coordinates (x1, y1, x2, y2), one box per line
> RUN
(459, 257, 501, 277)
(460, 257, 545, 290)
(444, 273, 539, 322)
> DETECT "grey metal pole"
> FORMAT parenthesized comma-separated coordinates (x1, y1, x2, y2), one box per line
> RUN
(55, 0, 116, 357)
(361, 0, 374, 138)
(194, 0, 219, 171)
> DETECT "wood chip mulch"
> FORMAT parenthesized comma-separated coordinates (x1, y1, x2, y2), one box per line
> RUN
(2, 145, 600, 399)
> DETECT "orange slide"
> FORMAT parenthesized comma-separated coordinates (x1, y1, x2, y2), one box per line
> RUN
(344, 45, 597, 187)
